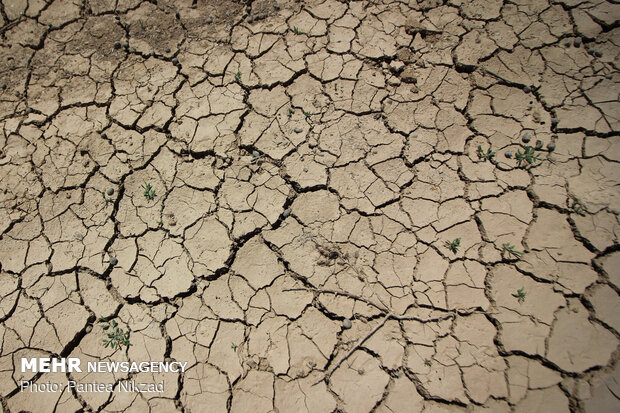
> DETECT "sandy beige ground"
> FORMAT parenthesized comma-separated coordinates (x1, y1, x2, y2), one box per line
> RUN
(0, 0, 619, 412)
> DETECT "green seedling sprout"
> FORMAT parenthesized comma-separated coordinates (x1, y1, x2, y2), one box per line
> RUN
(142, 182, 156, 201)
(502, 243, 523, 258)
(512, 288, 527, 304)
(445, 238, 461, 253)
(99, 317, 131, 350)
(477, 145, 495, 161)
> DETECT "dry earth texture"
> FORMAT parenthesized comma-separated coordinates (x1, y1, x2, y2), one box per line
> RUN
(0, 0, 619, 412)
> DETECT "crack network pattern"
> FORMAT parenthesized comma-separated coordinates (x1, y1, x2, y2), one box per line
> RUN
(0, 0, 619, 412)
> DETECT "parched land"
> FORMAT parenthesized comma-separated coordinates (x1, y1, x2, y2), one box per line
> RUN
(0, 0, 619, 412)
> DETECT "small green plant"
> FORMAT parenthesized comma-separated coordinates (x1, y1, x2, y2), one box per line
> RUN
(99, 317, 131, 350)
(445, 238, 461, 253)
(292, 26, 302, 35)
(570, 199, 586, 216)
(424, 359, 432, 367)
(512, 288, 527, 304)
(142, 182, 156, 201)
(235, 71, 241, 82)
(303, 110, 310, 119)
(287, 108, 294, 118)
(157, 219, 164, 227)
(502, 243, 523, 258)
(102, 193, 112, 206)
(515, 145, 540, 167)
(477, 145, 495, 161)
(231, 342, 238, 350)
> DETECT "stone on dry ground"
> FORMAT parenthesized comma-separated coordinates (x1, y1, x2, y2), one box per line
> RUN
(0, 0, 618, 412)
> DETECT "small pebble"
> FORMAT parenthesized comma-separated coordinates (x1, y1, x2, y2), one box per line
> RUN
(274, 3, 281, 10)
(535, 140, 543, 149)
(114, 41, 121, 49)
(206, 17, 213, 24)
(175, 11, 180, 19)
(574, 37, 582, 47)
(0, 84, 6, 90)
(374, 113, 381, 120)
(505, 151, 513, 158)
(522, 133, 531, 143)
(121, 40, 129, 49)
(294, 127, 303, 133)
(246, 6, 251, 12)
(109, 257, 118, 266)
(172, 57, 179, 65)
(342, 319, 352, 329)
(75, 233, 84, 241)
(252, 150, 260, 158)
(247, 16, 253, 23)
(547, 142, 556, 151)
(564, 40, 571, 47)
(551, 117, 559, 126)
(101, 132, 107, 139)
(107, 188, 114, 196)
(587, 47, 594, 54)
(595, 50, 603, 58)
(85, 325, 92, 333)
(165, 47, 171, 53)
(282, 208, 291, 217)
(523, 85, 531, 93)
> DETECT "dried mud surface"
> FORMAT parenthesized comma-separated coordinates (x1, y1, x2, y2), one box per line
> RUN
(0, 0, 619, 412)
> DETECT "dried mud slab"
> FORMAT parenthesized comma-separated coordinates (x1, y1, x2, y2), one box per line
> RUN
(0, 0, 619, 412)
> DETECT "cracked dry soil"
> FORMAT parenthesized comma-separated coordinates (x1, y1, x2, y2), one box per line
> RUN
(0, 0, 619, 412)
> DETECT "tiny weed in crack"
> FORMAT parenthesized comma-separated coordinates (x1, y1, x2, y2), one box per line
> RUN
(502, 243, 523, 258)
(142, 183, 156, 201)
(515, 145, 540, 167)
(512, 288, 527, 304)
(445, 238, 460, 253)
(477, 145, 495, 161)
(570, 198, 586, 216)
(99, 318, 131, 350)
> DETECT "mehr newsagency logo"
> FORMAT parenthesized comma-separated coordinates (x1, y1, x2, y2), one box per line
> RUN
(19, 357, 187, 393)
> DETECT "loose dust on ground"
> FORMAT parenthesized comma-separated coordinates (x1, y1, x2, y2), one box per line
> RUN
(0, 0, 619, 412)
